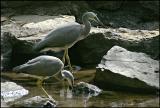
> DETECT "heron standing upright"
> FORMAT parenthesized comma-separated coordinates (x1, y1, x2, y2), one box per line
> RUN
(13, 55, 74, 102)
(34, 12, 103, 72)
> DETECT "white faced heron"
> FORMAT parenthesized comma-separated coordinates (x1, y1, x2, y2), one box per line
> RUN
(13, 55, 74, 101)
(61, 70, 74, 90)
(33, 12, 103, 72)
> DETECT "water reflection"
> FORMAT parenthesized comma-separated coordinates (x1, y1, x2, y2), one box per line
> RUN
(59, 88, 93, 107)
(19, 83, 158, 107)
(60, 89, 73, 99)
(82, 93, 91, 107)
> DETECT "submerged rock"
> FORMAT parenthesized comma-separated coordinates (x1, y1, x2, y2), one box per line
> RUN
(1, 81, 29, 102)
(95, 46, 159, 93)
(11, 96, 56, 108)
(73, 82, 102, 97)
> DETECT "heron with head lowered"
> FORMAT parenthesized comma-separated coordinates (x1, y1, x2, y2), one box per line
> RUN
(33, 12, 103, 72)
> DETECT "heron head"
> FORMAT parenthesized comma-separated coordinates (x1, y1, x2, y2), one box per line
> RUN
(61, 70, 74, 88)
(85, 12, 104, 26)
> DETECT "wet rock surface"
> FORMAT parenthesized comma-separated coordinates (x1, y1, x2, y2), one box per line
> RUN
(95, 46, 159, 93)
(1, 100, 9, 107)
(73, 82, 102, 97)
(1, 81, 29, 102)
(11, 96, 56, 108)
(1, 15, 75, 39)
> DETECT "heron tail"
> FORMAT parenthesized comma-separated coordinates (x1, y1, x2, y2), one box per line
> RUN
(13, 66, 21, 73)
(13, 64, 26, 73)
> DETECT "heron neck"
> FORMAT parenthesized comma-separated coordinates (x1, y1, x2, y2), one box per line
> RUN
(82, 16, 91, 36)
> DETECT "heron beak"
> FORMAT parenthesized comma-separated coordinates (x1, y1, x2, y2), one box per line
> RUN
(94, 16, 105, 27)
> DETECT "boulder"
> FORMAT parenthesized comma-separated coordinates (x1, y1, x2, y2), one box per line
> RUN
(94, 46, 159, 93)
(70, 27, 159, 67)
(1, 100, 9, 107)
(1, 32, 17, 71)
(86, 1, 123, 10)
(1, 14, 159, 70)
(73, 81, 102, 97)
(1, 81, 29, 102)
(11, 96, 56, 108)
(139, 1, 159, 15)
(1, 1, 87, 17)
(1, 15, 75, 71)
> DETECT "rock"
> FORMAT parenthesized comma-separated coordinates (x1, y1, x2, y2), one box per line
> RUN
(11, 96, 56, 108)
(1, 1, 82, 16)
(86, 1, 123, 10)
(139, 1, 159, 15)
(1, 16, 8, 22)
(73, 82, 102, 97)
(1, 1, 31, 8)
(1, 81, 29, 102)
(1, 100, 9, 107)
(1, 15, 75, 71)
(94, 46, 159, 93)
(1, 22, 159, 70)
(1, 32, 19, 71)
(70, 27, 159, 67)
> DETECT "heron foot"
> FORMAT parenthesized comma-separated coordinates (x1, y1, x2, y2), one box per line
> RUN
(37, 79, 56, 103)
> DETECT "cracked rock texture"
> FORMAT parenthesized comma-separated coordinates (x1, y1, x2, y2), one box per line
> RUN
(95, 46, 159, 93)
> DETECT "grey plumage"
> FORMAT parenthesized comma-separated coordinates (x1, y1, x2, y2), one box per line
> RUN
(33, 12, 102, 72)
(34, 23, 83, 52)
(13, 55, 64, 76)
(13, 55, 75, 101)
(61, 70, 74, 87)
(33, 12, 102, 52)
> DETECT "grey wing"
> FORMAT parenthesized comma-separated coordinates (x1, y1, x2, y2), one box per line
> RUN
(13, 56, 43, 73)
(27, 56, 42, 64)
(34, 23, 82, 51)
(13, 61, 40, 73)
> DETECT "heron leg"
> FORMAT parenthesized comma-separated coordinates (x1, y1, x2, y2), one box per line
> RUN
(63, 79, 68, 94)
(62, 49, 67, 64)
(65, 49, 73, 72)
(37, 78, 55, 102)
(49, 71, 63, 83)
(62, 79, 65, 90)
(53, 76, 62, 82)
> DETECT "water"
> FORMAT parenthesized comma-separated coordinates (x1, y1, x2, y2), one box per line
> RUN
(17, 83, 159, 107)
(2, 69, 159, 107)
